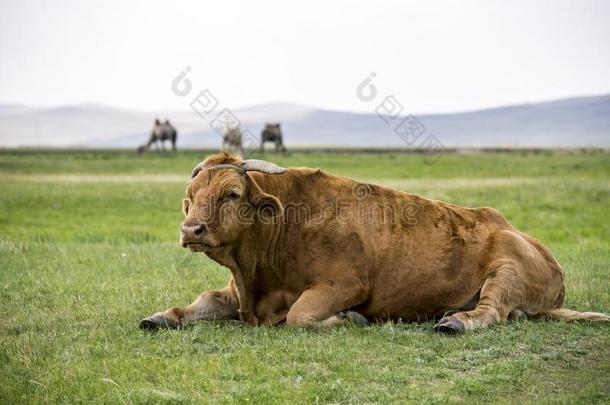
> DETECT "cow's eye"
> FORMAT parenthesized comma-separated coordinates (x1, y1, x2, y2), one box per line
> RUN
(226, 190, 241, 200)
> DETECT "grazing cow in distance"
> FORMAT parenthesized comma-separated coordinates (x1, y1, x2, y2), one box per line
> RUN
(138, 119, 177, 153)
(260, 123, 286, 153)
(222, 126, 244, 156)
(140, 152, 609, 332)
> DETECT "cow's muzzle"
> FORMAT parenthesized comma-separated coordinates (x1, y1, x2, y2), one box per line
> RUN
(180, 223, 207, 247)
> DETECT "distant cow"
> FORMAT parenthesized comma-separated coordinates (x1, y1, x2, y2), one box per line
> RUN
(138, 119, 177, 153)
(140, 152, 609, 332)
(260, 123, 286, 153)
(222, 126, 244, 156)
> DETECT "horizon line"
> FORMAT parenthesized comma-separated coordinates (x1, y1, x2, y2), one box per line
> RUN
(0, 92, 608, 117)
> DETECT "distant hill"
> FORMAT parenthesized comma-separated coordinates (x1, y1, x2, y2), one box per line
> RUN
(0, 95, 609, 148)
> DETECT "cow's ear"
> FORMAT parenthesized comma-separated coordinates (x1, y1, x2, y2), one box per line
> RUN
(182, 198, 191, 217)
(251, 192, 283, 218)
(247, 176, 283, 218)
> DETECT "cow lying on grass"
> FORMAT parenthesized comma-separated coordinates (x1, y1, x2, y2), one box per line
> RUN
(140, 152, 609, 333)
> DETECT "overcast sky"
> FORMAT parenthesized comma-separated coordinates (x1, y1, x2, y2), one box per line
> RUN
(1, 0, 609, 114)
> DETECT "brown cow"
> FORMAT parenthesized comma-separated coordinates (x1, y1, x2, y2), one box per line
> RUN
(140, 152, 609, 332)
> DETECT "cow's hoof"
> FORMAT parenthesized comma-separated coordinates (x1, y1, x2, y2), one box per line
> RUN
(337, 311, 370, 326)
(346, 311, 370, 326)
(433, 316, 465, 334)
(139, 313, 180, 330)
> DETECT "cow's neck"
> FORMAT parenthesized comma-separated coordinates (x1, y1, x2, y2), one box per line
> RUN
(208, 221, 281, 268)
(205, 220, 283, 324)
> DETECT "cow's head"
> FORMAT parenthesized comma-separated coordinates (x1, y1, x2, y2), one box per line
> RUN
(180, 153, 285, 252)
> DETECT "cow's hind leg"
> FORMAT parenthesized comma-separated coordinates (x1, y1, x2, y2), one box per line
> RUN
(434, 260, 524, 333)
(435, 229, 566, 334)
(286, 283, 369, 328)
(139, 287, 238, 330)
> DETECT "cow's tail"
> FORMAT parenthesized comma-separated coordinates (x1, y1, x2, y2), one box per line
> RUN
(535, 308, 610, 322)
(534, 285, 609, 321)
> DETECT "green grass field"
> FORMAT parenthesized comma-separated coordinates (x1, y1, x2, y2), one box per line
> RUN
(1, 150, 609, 403)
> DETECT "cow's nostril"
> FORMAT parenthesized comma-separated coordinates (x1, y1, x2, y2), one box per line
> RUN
(181, 223, 206, 239)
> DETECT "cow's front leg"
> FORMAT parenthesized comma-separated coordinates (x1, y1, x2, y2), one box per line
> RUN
(139, 287, 238, 330)
(286, 282, 369, 328)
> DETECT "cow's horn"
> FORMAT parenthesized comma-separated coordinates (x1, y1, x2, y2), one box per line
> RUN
(190, 163, 203, 178)
(241, 159, 286, 174)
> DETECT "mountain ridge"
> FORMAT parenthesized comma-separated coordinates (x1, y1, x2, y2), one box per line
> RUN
(0, 94, 608, 148)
